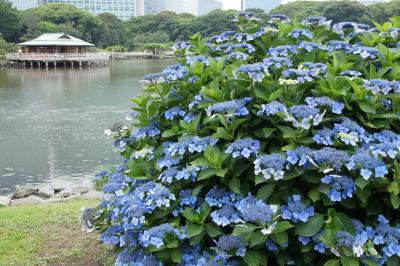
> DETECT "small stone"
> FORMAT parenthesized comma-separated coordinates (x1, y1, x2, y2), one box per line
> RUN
(53, 187, 65, 194)
(0, 196, 11, 206)
(56, 191, 73, 198)
(11, 195, 45, 205)
(12, 186, 39, 199)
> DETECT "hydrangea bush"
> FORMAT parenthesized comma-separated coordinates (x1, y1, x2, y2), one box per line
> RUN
(91, 13, 400, 266)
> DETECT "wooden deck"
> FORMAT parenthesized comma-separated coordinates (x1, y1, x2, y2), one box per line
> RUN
(5, 53, 110, 67)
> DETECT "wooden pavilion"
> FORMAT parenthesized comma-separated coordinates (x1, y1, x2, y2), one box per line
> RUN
(6, 33, 109, 67)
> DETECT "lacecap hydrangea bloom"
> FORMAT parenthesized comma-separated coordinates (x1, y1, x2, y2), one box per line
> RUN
(89, 13, 400, 266)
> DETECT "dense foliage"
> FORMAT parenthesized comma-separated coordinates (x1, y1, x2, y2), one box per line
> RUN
(89, 12, 400, 266)
(1, 0, 400, 51)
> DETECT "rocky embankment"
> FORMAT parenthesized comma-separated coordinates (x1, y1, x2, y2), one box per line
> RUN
(0, 185, 100, 206)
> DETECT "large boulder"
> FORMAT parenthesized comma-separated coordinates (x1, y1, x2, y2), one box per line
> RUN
(11, 195, 45, 205)
(12, 186, 39, 199)
(0, 196, 11, 206)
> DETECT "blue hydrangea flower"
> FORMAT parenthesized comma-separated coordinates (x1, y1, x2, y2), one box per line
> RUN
(225, 138, 260, 158)
(161, 64, 189, 82)
(172, 41, 192, 51)
(312, 231, 329, 253)
(351, 46, 383, 59)
(287, 146, 315, 168)
(389, 28, 400, 38)
(262, 57, 293, 70)
(332, 22, 359, 37)
(235, 12, 259, 21)
(116, 248, 162, 266)
(213, 235, 248, 258)
(321, 175, 356, 202)
(298, 236, 311, 245)
(211, 204, 242, 227)
(333, 118, 371, 146)
(186, 56, 210, 67)
(102, 173, 131, 194)
(167, 136, 218, 156)
(165, 106, 186, 120)
(206, 98, 252, 117)
(188, 93, 206, 110)
(205, 186, 239, 207)
(266, 239, 278, 251)
(233, 33, 254, 42)
(101, 225, 123, 245)
(133, 181, 176, 210)
(254, 153, 286, 181)
(159, 165, 201, 183)
(305, 96, 345, 114)
(339, 70, 363, 78)
(143, 73, 162, 84)
(363, 79, 400, 95)
(368, 142, 400, 159)
(257, 101, 287, 116)
(346, 150, 388, 179)
(302, 16, 331, 27)
(94, 170, 111, 182)
(139, 223, 187, 248)
(325, 40, 353, 52)
(228, 52, 249, 61)
(268, 45, 297, 57)
(130, 122, 161, 141)
(235, 195, 278, 224)
(297, 41, 325, 52)
(373, 130, 400, 143)
(282, 69, 317, 84)
(313, 127, 335, 146)
(183, 112, 197, 123)
(269, 14, 291, 23)
(237, 63, 267, 82)
(301, 62, 327, 76)
(286, 104, 324, 129)
(313, 147, 350, 170)
(281, 195, 315, 223)
(336, 231, 355, 249)
(289, 29, 314, 39)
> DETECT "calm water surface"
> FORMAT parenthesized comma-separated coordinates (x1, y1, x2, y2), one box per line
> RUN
(0, 60, 174, 195)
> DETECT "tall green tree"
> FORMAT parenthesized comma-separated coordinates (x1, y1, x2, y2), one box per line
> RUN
(369, 0, 400, 23)
(0, 0, 21, 42)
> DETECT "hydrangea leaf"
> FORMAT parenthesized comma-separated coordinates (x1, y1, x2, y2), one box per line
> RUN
(294, 213, 324, 237)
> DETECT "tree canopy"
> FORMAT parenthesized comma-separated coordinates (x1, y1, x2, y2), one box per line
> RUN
(0, 0, 399, 51)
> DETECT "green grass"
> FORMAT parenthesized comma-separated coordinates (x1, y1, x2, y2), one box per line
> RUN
(0, 199, 114, 266)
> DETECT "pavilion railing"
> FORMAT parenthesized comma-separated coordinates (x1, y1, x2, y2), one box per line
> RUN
(5, 53, 110, 61)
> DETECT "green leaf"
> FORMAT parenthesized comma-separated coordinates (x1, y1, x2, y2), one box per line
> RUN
(244, 250, 261, 266)
(273, 221, 294, 234)
(257, 184, 276, 200)
(359, 100, 376, 114)
(229, 177, 241, 194)
(250, 231, 269, 247)
(295, 213, 324, 237)
(187, 223, 205, 237)
(206, 223, 223, 237)
(271, 231, 288, 245)
(391, 194, 400, 209)
(232, 224, 258, 236)
(308, 186, 320, 202)
(340, 257, 359, 266)
(355, 177, 369, 189)
(197, 168, 216, 180)
(182, 208, 200, 223)
(324, 259, 341, 266)
(170, 249, 182, 263)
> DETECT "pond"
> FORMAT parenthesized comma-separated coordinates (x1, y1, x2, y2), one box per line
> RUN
(0, 59, 174, 195)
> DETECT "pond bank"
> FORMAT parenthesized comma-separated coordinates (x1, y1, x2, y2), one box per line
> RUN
(0, 199, 114, 266)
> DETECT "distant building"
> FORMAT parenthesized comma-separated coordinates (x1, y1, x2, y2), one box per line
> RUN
(10, 0, 44, 10)
(139, 0, 223, 16)
(242, 0, 282, 12)
(45, 0, 140, 20)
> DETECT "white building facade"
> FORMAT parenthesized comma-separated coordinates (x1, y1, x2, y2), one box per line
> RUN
(139, 0, 222, 16)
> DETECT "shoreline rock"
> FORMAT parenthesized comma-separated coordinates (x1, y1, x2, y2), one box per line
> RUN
(4, 184, 101, 206)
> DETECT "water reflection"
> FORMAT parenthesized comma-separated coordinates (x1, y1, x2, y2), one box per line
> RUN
(0, 60, 174, 194)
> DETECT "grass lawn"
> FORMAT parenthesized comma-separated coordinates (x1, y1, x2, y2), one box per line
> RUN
(0, 199, 114, 266)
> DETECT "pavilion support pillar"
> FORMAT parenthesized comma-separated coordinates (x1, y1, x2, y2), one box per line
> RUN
(96, 61, 99, 66)
(79, 61, 82, 67)
(71, 61, 74, 67)
(45, 61, 48, 68)
(63, 61, 66, 67)
(54, 62, 56, 69)
(30, 61, 33, 68)
(38, 61, 41, 68)
(23, 61, 26, 68)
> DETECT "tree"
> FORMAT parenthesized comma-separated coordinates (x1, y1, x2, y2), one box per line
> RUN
(143, 43, 169, 55)
(98, 13, 124, 48)
(323, 1, 374, 24)
(369, 0, 400, 23)
(0, 0, 21, 42)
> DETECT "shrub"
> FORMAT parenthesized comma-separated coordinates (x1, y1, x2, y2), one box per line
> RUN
(90, 13, 400, 266)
